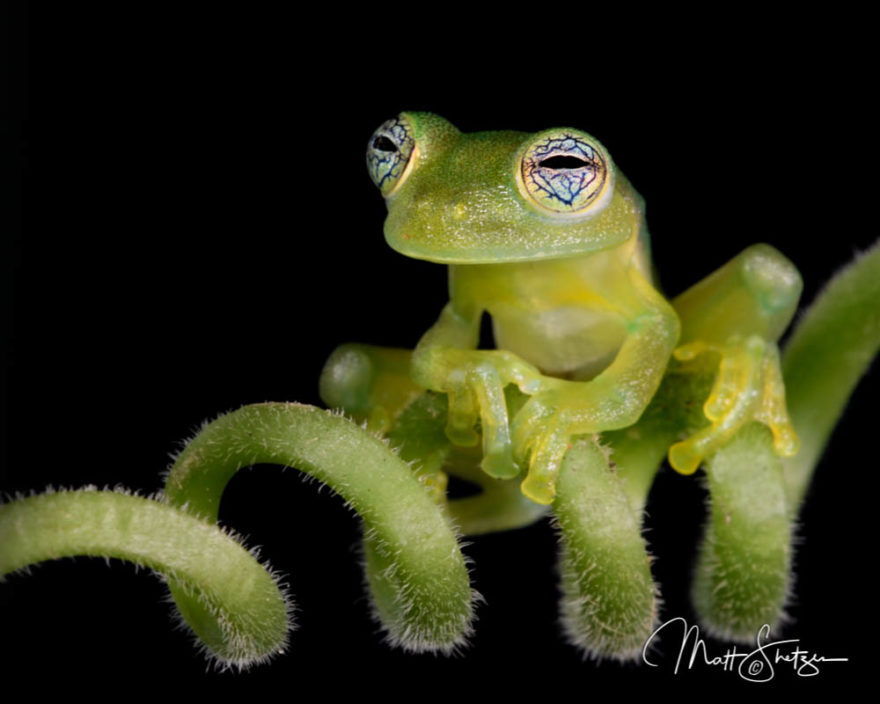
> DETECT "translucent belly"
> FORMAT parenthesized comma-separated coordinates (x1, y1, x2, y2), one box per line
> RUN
(491, 306, 627, 380)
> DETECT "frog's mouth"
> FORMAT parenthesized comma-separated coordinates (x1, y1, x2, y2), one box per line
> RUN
(383, 181, 641, 265)
(385, 229, 634, 265)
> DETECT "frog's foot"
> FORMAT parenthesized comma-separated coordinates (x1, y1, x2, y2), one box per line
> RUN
(445, 361, 519, 481)
(510, 383, 582, 506)
(433, 350, 544, 482)
(514, 414, 571, 505)
(668, 336, 800, 475)
(511, 376, 649, 505)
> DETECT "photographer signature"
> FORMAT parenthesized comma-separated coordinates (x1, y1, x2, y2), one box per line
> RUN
(642, 618, 848, 682)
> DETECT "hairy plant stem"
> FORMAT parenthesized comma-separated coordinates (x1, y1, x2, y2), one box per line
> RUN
(691, 423, 791, 640)
(554, 437, 657, 660)
(782, 242, 880, 507)
(164, 402, 474, 655)
(0, 489, 291, 669)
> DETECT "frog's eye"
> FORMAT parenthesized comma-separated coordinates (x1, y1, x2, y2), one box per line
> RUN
(366, 115, 416, 196)
(519, 132, 612, 215)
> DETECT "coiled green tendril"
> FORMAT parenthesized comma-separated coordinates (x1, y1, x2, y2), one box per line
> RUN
(0, 243, 877, 667)
(0, 403, 474, 669)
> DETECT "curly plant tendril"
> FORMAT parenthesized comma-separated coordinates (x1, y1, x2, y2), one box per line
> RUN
(0, 403, 474, 667)
(691, 423, 792, 641)
(163, 402, 475, 655)
(782, 241, 880, 507)
(0, 244, 876, 668)
(0, 488, 292, 669)
(554, 438, 658, 661)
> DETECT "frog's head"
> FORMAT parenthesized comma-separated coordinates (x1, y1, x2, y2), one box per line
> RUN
(366, 112, 644, 264)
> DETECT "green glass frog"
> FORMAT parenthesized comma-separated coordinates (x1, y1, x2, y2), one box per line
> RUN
(321, 112, 801, 507)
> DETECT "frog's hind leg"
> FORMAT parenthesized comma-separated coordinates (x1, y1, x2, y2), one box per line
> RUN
(319, 344, 424, 435)
(668, 244, 803, 475)
(553, 436, 658, 661)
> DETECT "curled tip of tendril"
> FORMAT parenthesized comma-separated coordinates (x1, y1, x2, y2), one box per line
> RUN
(360, 523, 481, 656)
(690, 423, 793, 644)
(0, 403, 474, 667)
(552, 439, 659, 662)
(0, 488, 293, 670)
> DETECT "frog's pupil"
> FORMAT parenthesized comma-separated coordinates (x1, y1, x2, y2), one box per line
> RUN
(373, 136, 398, 153)
(539, 155, 590, 170)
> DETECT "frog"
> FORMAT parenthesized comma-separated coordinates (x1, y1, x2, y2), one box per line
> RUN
(320, 111, 801, 508)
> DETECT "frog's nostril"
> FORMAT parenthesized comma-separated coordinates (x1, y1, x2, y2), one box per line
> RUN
(373, 136, 398, 153)
(538, 155, 591, 170)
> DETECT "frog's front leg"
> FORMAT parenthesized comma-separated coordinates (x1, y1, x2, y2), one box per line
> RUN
(412, 303, 545, 480)
(668, 244, 803, 475)
(512, 269, 680, 505)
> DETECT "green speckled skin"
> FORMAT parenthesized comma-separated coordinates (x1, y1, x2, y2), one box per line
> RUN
(383, 114, 642, 264)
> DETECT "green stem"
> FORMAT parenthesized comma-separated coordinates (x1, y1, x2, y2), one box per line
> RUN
(553, 437, 657, 660)
(782, 241, 880, 506)
(164, 402, 474, 654)
(0, 489, 291, 669)
(691, 423, 791, 640)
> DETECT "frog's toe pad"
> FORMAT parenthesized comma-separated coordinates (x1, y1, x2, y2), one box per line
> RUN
(668, 440, 703, 475)
(480, 447, 519, 480)
(520, 473, 556, 505)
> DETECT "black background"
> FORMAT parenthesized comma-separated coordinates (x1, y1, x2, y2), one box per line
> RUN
(2, 5, 875, 694)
